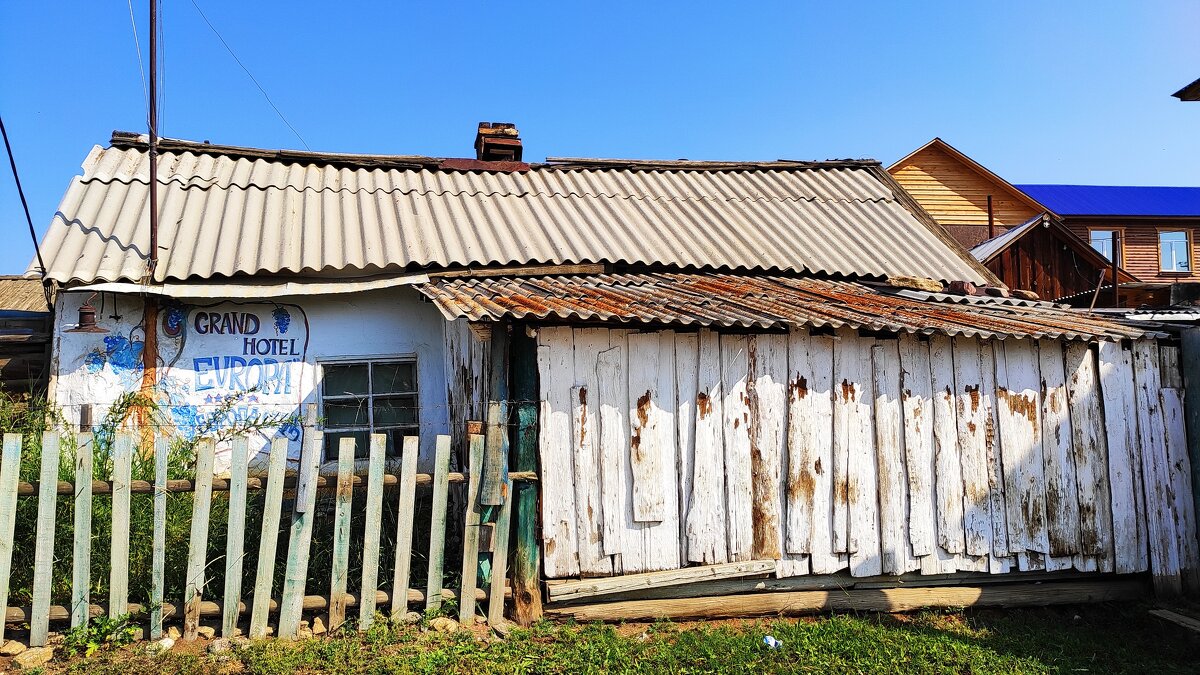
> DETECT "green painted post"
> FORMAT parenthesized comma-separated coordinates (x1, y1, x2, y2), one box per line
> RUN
(510, 327, 543, 625)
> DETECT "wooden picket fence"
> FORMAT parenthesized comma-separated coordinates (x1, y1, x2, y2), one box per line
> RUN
(0, 425, 528, 647)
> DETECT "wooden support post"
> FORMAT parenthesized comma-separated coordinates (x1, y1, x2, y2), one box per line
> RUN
(390, 436, 419, 620)
(279, 428, 323, 638)
(358, 434, 387, 629)
(70, 431, 93, 628)
(425, 435, 452, 611)
(0, 434, 21, 644)
(183, 438, 216, 640)
(29, 432, 60, 646)
(221, 437, 249, 637)
(488, 478, 514, 626)
(249, 437, 288, 639)
(481, 323, 511, 506)
(150, 434, 168, 639)
(109, 432, 134, 616)
(459, 433, 485, 624)
(1181, 327, 1200, 577)
(510, 327, 543, 625)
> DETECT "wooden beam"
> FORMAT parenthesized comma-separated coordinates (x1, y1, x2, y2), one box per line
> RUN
(546, 579, 1148, 622)
(510, 328, 543, 626)
(546, 560, 777, 604)
(1149, 608, 1200, 634)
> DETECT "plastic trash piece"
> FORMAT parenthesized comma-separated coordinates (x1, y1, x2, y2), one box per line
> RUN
(763, 635, 782, 650)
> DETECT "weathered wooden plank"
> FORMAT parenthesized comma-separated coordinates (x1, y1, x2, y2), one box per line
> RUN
(795, 332, 842, 574)
(1064, 343, 1114, 570)
(835, 332, 879, 577)
(546, 560, 777, 603)
(572, 328, 611, 575)
(0, 434, 20, 644)
(872, 341, 909, 575)
(388, 436, 419, 620)
(674, 332, 699, 566)
(183, 438, 216, 641)
(953, 339, 992, 558)
(687, 329, 728, 565)
(279, 430, 322, 638)
(981, 342, 1012, 561)
(596, 342, 629, 564)
(29, 432, 60, 646)
(70, 432, 93, 628)
(721, 334, 753, 562)
(1132, 339, 1183, 596)
(1038, 340, 1081, 556)
(150, 434, 169, 639)
(547, 580, 1149, 622)
(488, 478, 514, 626)
(249, 437, 288, 639)
(898, 335, 936, 560)
(644, 330, 681, 572)
(510, 329, 544, 626)
(1097, 341, 1145, 574)
(459, 433, 485, 625)
(328, 437, 355, 631)
(628, 330, 668, 523)
(536, 327, 579, 578)
(998, 340, 1050, 558)
(358, 434, 387, 629)
(221, 436, 249, 637)
(294, 404, 318, 512)
(481, 327, 510, 506)
(928, 334, 965, 556)
(1160, 346, 1183, 388)
(748, 333, 787, 561)
(1161, 388, 1199, 588)
(109, 432, 134, 616)
(426, 435, 452, 610)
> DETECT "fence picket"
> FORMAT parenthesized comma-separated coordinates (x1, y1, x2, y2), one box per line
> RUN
(390, 436, 419, 620)
(459, 433, 485, 624)
(221, 437, 250, 637)
(183, 438, 217, 640)
(279, 429, 323, 638)
(488, 478, 514, 626)
(329, 438, 355, 632)
(249, 437, 289, 639)
(29, 431, 61, 646)
(0, 434, 23, 644)
(425, 435, 452, 611)
(71, 431, 93, 628)
(150, 434, 169, 639)
(109, 432, 134, 616)
(358, 434, 387, 629)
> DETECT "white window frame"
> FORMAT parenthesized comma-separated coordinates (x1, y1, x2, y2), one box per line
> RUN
(1159, 229, 1192, 273)
(318, 354, 419, 460)
(1088, 228, 1122, 263)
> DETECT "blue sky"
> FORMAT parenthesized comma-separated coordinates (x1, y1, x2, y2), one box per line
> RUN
(1, 1, 1198, 275)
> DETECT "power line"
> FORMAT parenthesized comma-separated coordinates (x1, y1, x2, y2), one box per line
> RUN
(188, 0, 310, 150)
(125, 0, 149, 118)
(0, 114, 49, 289)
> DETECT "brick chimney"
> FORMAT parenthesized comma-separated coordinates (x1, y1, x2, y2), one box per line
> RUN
(475, 122, 522, 162)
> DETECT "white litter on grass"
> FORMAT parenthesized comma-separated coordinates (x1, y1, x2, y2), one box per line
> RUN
(763, 635, 782, 650)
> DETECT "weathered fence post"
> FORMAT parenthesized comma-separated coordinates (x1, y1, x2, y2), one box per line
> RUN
(425, 436, 451, 611)
(183, 438, 217, 640)
(328, 437, 355, 631)
(510, 327, 543, 625)
(71, 430, 93, 628)
(390, 436, 419, 620)
(459, 433, 485, 624)
(481, 324, 510, 506)
(109, 432, 134, 616)
(0, 434, 22, 644)
(488, 478, 514, 626)
(249, 437, 288, 639)
(221, 436, 250, 637)
(29, 431, 61, 646)
(150, 433, 169, 639)
(279, 424, 323, 638)
(358, 433, 386, 629)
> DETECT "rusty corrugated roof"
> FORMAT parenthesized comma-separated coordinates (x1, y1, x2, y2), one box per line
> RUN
(31, 133, 993, 286)
(417, 272, 1156, 341)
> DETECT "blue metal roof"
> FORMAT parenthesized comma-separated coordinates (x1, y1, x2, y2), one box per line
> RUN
(1015, 184, 1200, 217)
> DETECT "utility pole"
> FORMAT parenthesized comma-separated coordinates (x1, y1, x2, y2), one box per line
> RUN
(141, 0, 160, 399)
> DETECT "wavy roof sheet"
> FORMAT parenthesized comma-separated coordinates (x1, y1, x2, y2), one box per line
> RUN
(417, 272, 1154, 341)
(33, 134, 992, 285)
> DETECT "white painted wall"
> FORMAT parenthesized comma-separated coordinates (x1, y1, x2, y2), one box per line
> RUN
(51, 287, 450, 472)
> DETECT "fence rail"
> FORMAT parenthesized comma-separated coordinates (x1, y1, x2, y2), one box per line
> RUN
(0, 423, 517, 647)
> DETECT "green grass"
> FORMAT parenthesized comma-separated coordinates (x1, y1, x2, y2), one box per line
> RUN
(37, 603, 1200, 674)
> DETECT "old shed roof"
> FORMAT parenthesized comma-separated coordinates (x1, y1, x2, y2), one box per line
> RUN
(32, 133, 992, 285)
(416, 272, 1155, 341)
(0, 277, 49, 313)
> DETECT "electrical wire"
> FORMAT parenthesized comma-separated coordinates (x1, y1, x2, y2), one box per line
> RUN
(125, 0, 149, 119)
(188, 0, 310, 150)
(0, 114, 47, 279)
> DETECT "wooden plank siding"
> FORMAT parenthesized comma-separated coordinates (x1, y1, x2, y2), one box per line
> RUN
(536, 326, 1192, 592)
(984, 224, 1113, 301)
(889, 143, 1041, 249)
(1063, 219, 1200, 284)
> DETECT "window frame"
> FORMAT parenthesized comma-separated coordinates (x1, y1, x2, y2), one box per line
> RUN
(1087, 226, 1126, 265)
(318, 354, 419, 460)
(1157, 228, 1193, 274)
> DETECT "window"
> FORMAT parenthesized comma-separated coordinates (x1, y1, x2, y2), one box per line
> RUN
(1159, 230, 1191, 273)
(321, 359, 418, 460)
(1089, 229, 1120, 262)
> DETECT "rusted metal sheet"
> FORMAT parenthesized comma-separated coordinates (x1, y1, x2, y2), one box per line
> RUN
(419, 272, 1155, 342)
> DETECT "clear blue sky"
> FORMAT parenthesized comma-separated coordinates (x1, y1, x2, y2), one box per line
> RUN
(2, 1, 1198, 275)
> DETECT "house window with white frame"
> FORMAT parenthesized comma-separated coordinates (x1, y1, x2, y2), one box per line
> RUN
(1089, 229, 1120, 262)
(1159, 230, 1191, 273)
(320, 359, 419, 460)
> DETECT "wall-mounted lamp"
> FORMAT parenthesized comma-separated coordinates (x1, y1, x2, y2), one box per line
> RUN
(65, 293, 108, 333)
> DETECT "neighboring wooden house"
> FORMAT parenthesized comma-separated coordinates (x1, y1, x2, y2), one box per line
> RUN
(0, 276, 51, 395)
(29, 126, 1197, 618)
(970, 214, 1138, 306)
(888, 138, 1044, 248)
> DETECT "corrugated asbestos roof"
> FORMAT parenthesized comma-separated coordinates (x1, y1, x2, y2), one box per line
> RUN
(0, 277, 49, 313)
(32, 134, 992, 285)
(969, 215, 1042, 262)
(416, 272, 1155, 341)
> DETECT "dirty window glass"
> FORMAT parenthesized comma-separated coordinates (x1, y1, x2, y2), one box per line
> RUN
(321, 359, 418, 459)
